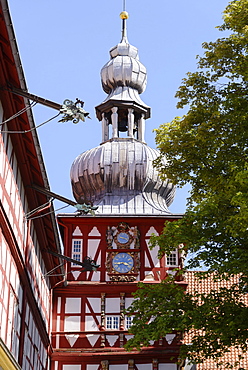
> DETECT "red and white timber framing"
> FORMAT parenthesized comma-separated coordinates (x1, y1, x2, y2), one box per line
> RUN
(0, 2, 62, 368)
(51, 215, 186, 370)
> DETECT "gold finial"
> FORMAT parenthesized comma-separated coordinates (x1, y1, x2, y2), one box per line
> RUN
(120, 11, 129, 20)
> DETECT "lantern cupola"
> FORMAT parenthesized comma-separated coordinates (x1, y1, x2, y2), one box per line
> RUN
(95, 11, 150, 143)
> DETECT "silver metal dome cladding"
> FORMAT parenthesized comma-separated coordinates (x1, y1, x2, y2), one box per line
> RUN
(70, 140, 175, 214)
(101, 40, 147, 95)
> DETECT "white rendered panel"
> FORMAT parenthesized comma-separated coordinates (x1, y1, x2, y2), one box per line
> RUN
(106, 298, 120, 313)
(146, 240, 160, 268)
(86, 298, 101, 313)
(125, 298, 134, 308)
(85, 316, 100, 331)
(165, 333, 176, 344)
(88, 227, 101, 236)
(136, 365, 152, 370)
(87, 239, 101, 263)
(55, 334, 59, 349)
(64, 316, 80, 332)
(72, 226, 83, 236)
(63, 366, 81, 370)
(87, 271, 100, 281)
(56, 317, 60, 332)
(145, 251, 151, 268)
(71, 271, 81, 280)
(109, 366, 127, 370)
(106, 335, 118, 347)
(86, 334, 100, 347)
(65, 334, 79, 347)
(145, 226, 159, 236)
(144, 271, 155, 281)
(65, 298, 81, 313)
(87, 365, 99, 370)
(159, 365, 177, 370)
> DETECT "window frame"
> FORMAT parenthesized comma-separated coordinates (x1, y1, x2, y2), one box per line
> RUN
(166, 249, 178, 267)
(71, 239, 83, 267)
(106, 315, 119, 330)
(125, 316, 133, 330)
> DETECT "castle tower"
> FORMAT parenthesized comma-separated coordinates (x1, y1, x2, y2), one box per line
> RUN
(52, 10, 184, 370)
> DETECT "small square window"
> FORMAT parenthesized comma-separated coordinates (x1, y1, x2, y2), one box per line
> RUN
(166, 250, 178, 266)
(106, 316, 119, 330)
(73, 240, 82, 253)
(72, 240, 82, 266)
(72, 254, 81, 266)
(125, 316, 133, 330)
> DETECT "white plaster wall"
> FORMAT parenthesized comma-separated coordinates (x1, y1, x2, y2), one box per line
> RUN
(88, 271, 101, 281)
(88, 226, 101, 236)
(125, 297, 134, 308)
(85, 316, 100, 331)
(86, 365, 99, 370)
(72, 226, 83, 236)
(63, 366, 81, 370)
(136, 365, 152, 370)
(159, 365, 177, 370)
(65, 298, 81, 313)
(86, 298, 101, 313)
(88, 239, 101, 264)
(145, 226, 159, 236)
(64, 316, 81, 332)
(145, 240, 160, 268)
(106, 298, 120, 313)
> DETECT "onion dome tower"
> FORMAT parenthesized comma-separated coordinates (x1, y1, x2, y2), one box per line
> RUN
(70, 11, 175, 214)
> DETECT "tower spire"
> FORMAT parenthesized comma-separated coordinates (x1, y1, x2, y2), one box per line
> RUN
(70, 5, 176, 214)
(120, 3, 129, 43)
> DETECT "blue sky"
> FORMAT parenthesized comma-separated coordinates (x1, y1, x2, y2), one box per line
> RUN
(8, 0, 229, 214)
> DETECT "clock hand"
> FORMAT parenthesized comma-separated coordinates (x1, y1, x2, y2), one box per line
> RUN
(119, 236, 128, 240)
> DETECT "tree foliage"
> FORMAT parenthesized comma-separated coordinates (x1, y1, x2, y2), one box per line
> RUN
(125, 0, 248, 367)
(126, 277, 247, 368)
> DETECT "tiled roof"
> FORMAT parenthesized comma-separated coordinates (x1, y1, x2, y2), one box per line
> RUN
(184, 271, 248, 370)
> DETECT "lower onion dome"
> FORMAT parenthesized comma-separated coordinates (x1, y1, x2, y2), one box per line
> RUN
(70, 139, 175, 214)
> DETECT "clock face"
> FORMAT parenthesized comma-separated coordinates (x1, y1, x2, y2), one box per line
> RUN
(112, 253, 134, 273)
(116, 232, 130, 245)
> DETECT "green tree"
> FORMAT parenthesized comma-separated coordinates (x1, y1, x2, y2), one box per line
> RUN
(125, 0, 248, 367)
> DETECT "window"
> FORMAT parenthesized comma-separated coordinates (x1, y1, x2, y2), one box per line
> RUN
(106, 316, 119, 330)
(166, 250, 178, 266)
(72, 239, 82, 266)
(125, 316, 133, 330)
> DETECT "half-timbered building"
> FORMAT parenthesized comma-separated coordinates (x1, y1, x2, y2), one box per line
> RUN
(3, 2, 247, 370)
(0, 1, 63, 368)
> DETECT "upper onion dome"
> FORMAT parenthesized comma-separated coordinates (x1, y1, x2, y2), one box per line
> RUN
(101, 12, 147, 95)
